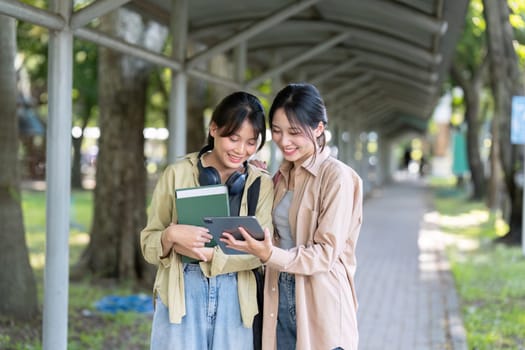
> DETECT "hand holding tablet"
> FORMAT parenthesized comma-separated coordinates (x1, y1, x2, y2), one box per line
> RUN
(202, 216, 265, 254)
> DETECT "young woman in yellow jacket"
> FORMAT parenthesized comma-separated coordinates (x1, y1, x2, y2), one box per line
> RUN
(141, 91, 273, 350)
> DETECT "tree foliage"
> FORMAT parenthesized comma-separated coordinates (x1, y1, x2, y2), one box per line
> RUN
(449, 0, 525, 238)
(454, 1, 487, 73)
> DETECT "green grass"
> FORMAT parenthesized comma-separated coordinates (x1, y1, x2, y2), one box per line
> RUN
(22, 190, 94, 278)
(431, 183, 525, 350)
(2, 189, 152, 350)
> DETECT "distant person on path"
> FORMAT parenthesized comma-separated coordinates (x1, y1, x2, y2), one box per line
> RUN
(140, 91, 273, 350)
(222, 83, 363, 350)
(403, 147, 412, 169)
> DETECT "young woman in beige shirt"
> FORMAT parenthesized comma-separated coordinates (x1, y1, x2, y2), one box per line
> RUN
(222, 83, 363, 350)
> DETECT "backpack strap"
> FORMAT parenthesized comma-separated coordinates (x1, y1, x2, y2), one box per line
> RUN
(247, 176, 261, 216)
(246, 175, 263, 350)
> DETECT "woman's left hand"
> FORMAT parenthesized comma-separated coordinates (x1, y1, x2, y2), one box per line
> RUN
(221, 226, 273, 262)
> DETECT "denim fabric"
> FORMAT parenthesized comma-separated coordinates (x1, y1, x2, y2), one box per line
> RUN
(150, 264, 253, 350)
(277, 272, 296, 350)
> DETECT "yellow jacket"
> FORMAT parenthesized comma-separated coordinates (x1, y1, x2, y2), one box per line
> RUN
(140, 152, 274, 327)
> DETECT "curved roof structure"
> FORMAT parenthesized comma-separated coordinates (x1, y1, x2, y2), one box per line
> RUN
(1, 0, 468, 137)
(124, 0, 468, 137)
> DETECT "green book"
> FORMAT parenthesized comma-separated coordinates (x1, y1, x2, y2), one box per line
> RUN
(175, 184, 230, 262)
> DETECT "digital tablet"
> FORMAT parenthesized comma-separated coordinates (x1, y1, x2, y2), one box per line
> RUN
(202, 216, 265, 255)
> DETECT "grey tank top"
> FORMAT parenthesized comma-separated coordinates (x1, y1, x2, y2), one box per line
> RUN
(273, 191, 295, 249)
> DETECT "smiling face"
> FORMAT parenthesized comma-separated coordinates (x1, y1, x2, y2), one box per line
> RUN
(207, 119, 259, 179)
(271, 107, 324, 167)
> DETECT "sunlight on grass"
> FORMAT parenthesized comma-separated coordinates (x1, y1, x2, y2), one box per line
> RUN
(430, 192, 501, 240)
(70, 233, 90, 245)
(428, 176, 457, 187)
(431, 183, 525, 350)
(23, 190, 93, 270)
(30, 253, 46, 270)
(424, 209, 490, 229)
(69, 231, 90, 264)
(495, 215, 510, 237)
(440, 209, 489, 228)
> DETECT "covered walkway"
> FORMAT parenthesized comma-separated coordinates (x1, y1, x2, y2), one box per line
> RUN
(0, 1, 470, 348)
(356, 178, 467, 350)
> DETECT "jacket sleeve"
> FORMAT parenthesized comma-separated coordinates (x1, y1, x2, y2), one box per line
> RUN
(202, 173, 274, 277)
(140, 166, 176, 267)
(266, 166, 363, 275)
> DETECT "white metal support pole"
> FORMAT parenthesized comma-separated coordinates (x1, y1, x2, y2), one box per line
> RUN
(234, 41, 246, 85)
(269, 133, 279, 175)
(269, 54, 282, 175)
(342, 122, 352, 166)
(43, 0, 72, 349)
(350, 128, 357, 168)
(168, 0, 188, 163)
(375, 135, 384, 186)
(342, 120, 355, 168)
(337, 117, 345, 164)
(170, 73, 187, 161)
(360, 131, 371, 195)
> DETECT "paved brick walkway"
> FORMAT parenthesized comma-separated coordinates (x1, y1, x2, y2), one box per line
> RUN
(355, 179, 467, 350)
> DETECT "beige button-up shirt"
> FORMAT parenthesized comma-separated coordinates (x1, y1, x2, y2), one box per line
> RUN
(263, 147, 363, 350)
(140, 152, 274, 327)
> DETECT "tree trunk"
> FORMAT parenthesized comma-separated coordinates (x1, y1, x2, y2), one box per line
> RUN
(463, 88, 485, 199)
(450, 61, 487, 200)
(71, 104, 90, 189)
(483, 0, 524, 244)
(0, 14, 38, 319)
(185, 78, 208, 152)
(185, 43, 212, 153)
(71, 132, 85, 189)
(487, 109, 504, 211)
(76, 9, 166, 281)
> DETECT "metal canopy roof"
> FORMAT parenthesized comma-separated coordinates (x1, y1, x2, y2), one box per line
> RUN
(2, 0, 469, 137)
(125, 0, 468, 136)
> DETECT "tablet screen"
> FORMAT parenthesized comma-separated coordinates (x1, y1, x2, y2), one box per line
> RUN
(202, 216, 265, 255)
(202, 216, 265, 241)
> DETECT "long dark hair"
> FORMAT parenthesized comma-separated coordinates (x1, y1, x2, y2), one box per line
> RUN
(269, 83, 328, 154)
(205, 91, 266, 151)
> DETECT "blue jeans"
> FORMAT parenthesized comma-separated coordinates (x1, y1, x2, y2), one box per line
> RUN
(150, 263, 253, 350)
(277, 272, 296, 350)
(276, 272, 345, 350)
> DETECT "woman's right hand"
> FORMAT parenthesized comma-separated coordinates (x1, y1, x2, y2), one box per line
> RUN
(220, 226, 273, 263)
(162, 223, 213, 261)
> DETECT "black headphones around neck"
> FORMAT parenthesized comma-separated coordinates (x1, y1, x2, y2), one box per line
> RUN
(197, 146, 247, 196)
